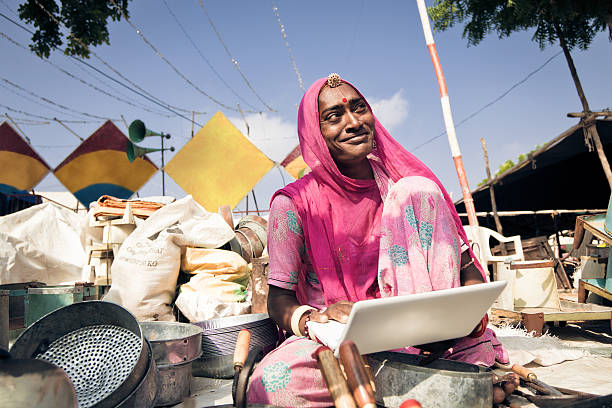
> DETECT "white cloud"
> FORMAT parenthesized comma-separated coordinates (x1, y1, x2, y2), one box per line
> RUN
(228, 112, 298, 162)
(370, 89, 409, 131)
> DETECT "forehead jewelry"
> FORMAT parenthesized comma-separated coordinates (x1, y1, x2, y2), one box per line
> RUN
(342, 97, 347, 103)
(327, 73, 342, 88)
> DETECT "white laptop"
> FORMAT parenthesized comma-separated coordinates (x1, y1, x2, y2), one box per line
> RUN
(306, 280, 507, 356)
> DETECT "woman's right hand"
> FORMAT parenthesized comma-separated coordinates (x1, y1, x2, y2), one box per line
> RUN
(309, 300, 354, 324)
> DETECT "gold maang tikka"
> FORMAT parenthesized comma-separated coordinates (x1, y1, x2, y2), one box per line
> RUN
(327, 73, 342, 88)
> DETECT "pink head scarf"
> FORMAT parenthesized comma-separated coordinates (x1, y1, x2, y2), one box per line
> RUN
(273, 77, 482, 306)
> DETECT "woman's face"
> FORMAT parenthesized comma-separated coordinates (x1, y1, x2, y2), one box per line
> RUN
(318, 84, 375, 166)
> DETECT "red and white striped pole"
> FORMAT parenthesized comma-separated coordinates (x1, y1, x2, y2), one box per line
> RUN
(415, 0, 482, 252)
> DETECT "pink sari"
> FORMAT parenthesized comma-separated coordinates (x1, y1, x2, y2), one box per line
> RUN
(248, 78, 507, 407)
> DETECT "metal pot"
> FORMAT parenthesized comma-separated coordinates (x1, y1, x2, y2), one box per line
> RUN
(367, 352, 493, 408)
(139, 321, 202, 406)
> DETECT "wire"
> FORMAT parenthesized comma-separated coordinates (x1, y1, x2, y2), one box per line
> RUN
(0, 0, 16, 14)
(0, 103, 102, 123)
(0, 10, 205, 127)
(9, 4, 205, 119)
(0, 31, 170, 116)
(272, 5, 304, 92)
(0, 82, 92, 120)
(108, 0, 246, 113)
(197, 0, 275, 112)
(162, 0, 259, 111)
(411, 51, 563, 151)
(1, 77, 116, 120)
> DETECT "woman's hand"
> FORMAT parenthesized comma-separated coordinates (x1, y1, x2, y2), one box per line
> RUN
(309, 300, 354, 324)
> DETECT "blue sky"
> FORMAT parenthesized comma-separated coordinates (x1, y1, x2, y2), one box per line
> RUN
(1, 0, 610, 212)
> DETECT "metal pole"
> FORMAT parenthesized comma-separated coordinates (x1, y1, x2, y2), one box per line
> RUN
(415, 0, 482, 256)
(161, 134, 166, 196)
(251, 190, 260, 215)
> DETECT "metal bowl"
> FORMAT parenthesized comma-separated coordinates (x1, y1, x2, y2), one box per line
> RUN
(10, 301, 148, 408)
(192, 314, 277, 379)
(139, 321, 202, 365)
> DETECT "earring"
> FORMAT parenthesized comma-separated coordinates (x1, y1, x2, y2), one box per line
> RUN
(372, 139, 377, 149)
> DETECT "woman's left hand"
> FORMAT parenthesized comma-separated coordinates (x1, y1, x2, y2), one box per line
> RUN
(310, 301, 354, 324)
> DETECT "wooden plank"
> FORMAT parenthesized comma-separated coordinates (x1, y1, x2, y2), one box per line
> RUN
(580, 215, 612, 246)
(582, 281, 612, 303)
(495, 300, 612, 322)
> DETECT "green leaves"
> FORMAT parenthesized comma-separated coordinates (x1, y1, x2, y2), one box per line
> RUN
(428, 0, 612, 51)
(17, 0, 131, 59)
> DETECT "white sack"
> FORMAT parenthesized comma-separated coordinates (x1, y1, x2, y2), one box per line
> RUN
(103, 195, 235, 321)
(175, 290, 251, 322)
(0, 202, 86, 284)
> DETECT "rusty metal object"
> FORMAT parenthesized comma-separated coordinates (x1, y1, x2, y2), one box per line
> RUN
(250, 257, 270, 314)
(233, 230, 253, 263)
(237, 215, 268, 248)
(238, 226, 263, 259)
(521, 312, 545, 336)
(218, 205, 235, 229)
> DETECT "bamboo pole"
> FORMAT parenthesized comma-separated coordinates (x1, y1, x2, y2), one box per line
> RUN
(555, 23, 612, 191)
(480, 138, 506, 254)
(53, 117, 84, 141)
(4, 113, 31, 144)
(415, 0, 481, 257)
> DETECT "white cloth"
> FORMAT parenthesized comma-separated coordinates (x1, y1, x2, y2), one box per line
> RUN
(0, 202, 86, 284)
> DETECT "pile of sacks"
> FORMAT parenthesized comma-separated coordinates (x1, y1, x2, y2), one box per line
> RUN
(104, 195, 254, 321)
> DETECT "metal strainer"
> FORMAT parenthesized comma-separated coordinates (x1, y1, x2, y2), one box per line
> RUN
(10, 301, 148, 408)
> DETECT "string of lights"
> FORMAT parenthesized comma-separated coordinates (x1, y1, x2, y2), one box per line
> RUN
(197, 0, 275, 112)
(0, 82, 94, 120)
(0, 103, 104, 123)
(272, 5, 305, 92)
(0, 31, 172, 117)
(1, 77, 117, 121)
(410, 51, 563, 151)
(65, 58, 173, 116)
(162, 0, 259, 112)
(24, 2, 207, 120)
(108, 0, 249, 113)
(0, 9, 205, 127)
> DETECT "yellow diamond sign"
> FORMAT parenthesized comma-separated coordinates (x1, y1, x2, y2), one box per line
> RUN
(165, 111, 273, 211)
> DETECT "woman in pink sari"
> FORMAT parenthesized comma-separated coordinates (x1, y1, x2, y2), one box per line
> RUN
(247, 74, 508, 407)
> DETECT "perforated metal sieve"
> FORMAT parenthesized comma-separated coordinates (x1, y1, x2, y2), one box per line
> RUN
(10, 301, 148, 408)
(36, 325, 141, 407)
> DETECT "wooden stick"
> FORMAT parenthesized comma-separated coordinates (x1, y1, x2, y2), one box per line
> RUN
(480, 138, 505, 247)
(567, 111, 612, 118)
(233, 329, 250, 370)
(315, 346, 357, 408)
(338, 341, 376, 408)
